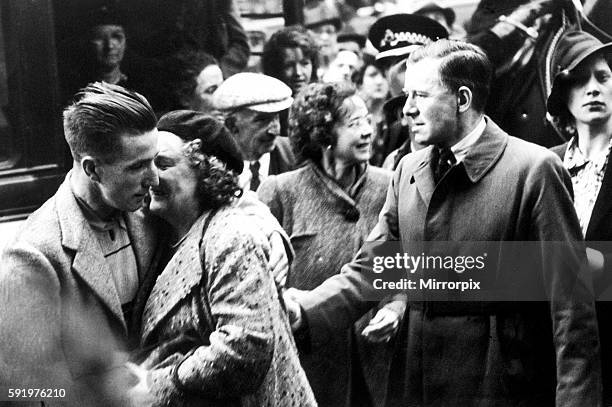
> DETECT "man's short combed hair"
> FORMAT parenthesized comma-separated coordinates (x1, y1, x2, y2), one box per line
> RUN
(408, 39, 493, 112)
(63, 82, 157, 161)
(262, 25, 320, 84)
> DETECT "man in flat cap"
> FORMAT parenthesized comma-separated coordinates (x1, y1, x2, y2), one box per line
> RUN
(213, 72, 296, 192)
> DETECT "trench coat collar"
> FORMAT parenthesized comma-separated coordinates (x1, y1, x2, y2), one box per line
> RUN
(453, 117, 508, 183)
(412, 117, 507, 204)
(140, 210, 211, 344)
(56, 173, 126, 331)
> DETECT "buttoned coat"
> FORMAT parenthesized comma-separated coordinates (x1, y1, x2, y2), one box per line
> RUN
(299, 119, 601, 406)
(259, 162, 395, 407)
(0, 176, 162, 406)
(138, 206, 316, 407)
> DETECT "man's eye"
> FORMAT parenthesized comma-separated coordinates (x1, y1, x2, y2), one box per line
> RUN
(154, 158, 172, 169)
(204, 85, 218, 95)
(130, 163, 146, 170)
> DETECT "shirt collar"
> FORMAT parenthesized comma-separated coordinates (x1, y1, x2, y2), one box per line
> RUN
(564, 136, 612, 172)
(239, 152, 271, 190)
(451, 116, 486, 163)
(69, 173, 126, 232)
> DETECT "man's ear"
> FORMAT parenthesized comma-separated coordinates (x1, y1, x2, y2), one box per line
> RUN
(457, 86, 473, 113)
(81, 156, 101, 182)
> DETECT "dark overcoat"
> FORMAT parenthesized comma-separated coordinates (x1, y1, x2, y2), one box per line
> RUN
(553, 142, 612, 404)
(299, 119, 601, 406)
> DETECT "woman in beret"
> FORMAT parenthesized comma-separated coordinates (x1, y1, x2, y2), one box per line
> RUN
(258, 82, 404, 407)
(546, 30, 612, 404)
(128, 110, 315, 407)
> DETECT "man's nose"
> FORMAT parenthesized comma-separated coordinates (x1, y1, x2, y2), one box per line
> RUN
(403, 98, 419, 118)
(268, 117, 281, 135)
(143, 161, 159, 188)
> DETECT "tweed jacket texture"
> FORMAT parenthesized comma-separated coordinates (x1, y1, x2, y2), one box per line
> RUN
(298, 119, 601, 406)
(0, 175, 161, 407)
(138, 206, 316, 407)
(259, 162, 400, 407)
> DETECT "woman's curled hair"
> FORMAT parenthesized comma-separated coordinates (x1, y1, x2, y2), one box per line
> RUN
(157, 110, 243, 211)
(289, 81, 356, 162)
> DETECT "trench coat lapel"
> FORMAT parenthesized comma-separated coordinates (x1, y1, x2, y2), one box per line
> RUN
(140, 214, 208, 344)
(56, 177, 125, 331)
(412, 147, 436, 208)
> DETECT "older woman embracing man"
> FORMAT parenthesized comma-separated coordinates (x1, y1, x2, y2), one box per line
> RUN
(125, 110, 316, 407)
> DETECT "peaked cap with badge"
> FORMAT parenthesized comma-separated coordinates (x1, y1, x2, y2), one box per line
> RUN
(368, 13, 448, 67)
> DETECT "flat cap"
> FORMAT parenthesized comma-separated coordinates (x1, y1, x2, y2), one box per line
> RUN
(157, 110, 244, 173)
(213, 73, 293, 113)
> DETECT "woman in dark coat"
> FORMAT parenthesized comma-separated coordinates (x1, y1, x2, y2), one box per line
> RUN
(128, 111, 316, 407)
(258, 82, 404, 407)
(546, 30, 612, 404)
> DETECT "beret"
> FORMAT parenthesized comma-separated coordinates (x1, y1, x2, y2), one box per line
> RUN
(157, 110, 244, 173)
(213, 73, 293, 113)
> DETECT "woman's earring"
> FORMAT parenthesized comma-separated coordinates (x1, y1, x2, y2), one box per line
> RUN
(326, 145, 332, 150)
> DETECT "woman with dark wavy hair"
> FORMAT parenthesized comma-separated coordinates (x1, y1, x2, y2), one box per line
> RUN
(258, 82, 404, 407)
(130, 110, 316, 406)
(262, 25, 319, 97)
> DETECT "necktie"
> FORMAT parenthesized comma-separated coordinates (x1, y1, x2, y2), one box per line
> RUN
(250, 161, 261, 191)
(432, 146, 456, 185)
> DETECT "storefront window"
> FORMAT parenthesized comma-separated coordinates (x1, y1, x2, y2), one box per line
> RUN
(0, 4, 20, 171)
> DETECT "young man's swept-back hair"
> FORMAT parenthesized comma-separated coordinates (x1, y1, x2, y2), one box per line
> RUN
(63, 82, 157, 161)
(408, 39, 493, 112)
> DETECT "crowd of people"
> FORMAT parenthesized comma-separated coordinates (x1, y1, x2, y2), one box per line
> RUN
(1, 0, 612, 406)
